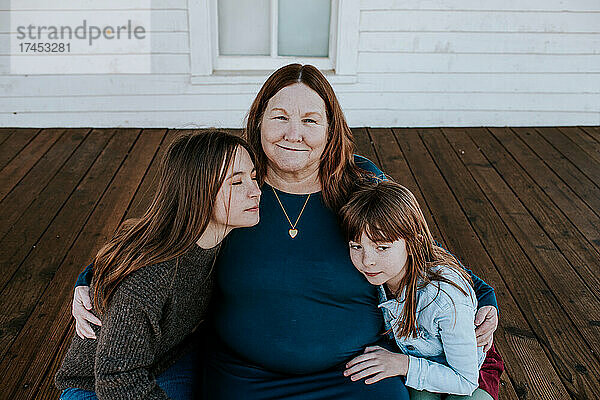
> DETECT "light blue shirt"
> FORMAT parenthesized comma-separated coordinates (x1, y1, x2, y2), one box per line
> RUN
(378, 265, 486, 395)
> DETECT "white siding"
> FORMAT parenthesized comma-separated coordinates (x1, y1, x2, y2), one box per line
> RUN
(1, 0, 599, 127)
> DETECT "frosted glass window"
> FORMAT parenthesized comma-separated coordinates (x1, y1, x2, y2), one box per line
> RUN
(218, 0, 270, 56)
(278, 0, 330, 57)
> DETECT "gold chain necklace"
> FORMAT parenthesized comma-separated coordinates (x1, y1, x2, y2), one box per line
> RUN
(271, 186, 311, 238)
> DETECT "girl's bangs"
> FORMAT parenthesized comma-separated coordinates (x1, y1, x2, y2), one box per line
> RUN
(346, 201, 404, 244)
(364, 222, 402, 244)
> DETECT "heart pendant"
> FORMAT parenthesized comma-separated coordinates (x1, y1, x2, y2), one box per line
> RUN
(289, 229, 298, 238)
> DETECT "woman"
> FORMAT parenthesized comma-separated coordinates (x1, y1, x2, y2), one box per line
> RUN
(55, 130, 261, 399)
(72, 64, 500, 399)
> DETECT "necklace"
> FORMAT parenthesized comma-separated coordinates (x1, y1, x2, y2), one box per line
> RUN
(271, 186, 311, 238)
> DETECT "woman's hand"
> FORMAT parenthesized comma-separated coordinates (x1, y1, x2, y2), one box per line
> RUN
(72, 286, 101, 339)
(475, 305, 498, 352)
(343, 346, 409, 384)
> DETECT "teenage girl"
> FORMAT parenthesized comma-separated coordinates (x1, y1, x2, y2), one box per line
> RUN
(55, 130, 261, 400)
(340, 180, 492, 400)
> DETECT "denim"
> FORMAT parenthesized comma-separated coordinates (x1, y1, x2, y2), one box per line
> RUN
(59, 350, 197, 400)
(379, 266, 486, 396)
(59, 388, 96, 400)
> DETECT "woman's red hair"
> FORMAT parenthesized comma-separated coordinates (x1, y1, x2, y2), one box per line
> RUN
(245, 63, 364, 211)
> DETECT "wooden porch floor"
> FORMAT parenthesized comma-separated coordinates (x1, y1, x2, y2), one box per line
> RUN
(0, 127, 599, 399)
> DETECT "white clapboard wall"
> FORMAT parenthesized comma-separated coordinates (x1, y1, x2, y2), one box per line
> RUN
(0, 0, 599, 127)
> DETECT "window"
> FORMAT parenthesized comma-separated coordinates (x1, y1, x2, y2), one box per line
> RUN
(189, 0, 359, 82)
(215, 0, 335, 70)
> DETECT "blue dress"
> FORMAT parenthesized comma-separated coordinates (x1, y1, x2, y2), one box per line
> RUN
(203, 180, 410, 399)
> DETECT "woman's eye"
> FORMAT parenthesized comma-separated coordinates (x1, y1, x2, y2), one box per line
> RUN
(349, 244, 361, 250)
(303, 118, 317, 124)
(377, 246, 389, 251)
(274, 115, 288, 120)
(232, 181, 242, 186)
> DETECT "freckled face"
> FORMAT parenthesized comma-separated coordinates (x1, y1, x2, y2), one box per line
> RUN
(349, 232, 409, 291)
(260, 83, 328, 175)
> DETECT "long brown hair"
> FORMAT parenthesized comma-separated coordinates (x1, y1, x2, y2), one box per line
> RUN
(245, 63, 365, 211)
(340, 180, 473, 339)
(92, 130, 254, 313)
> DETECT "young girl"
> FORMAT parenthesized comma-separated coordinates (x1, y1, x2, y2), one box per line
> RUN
(340, 180, 492, 400)
(55, 130, 261, 400)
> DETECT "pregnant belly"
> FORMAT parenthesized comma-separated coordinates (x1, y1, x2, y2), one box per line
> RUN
(213, 298, 383, 375)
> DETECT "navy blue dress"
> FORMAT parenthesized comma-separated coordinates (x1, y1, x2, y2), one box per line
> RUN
(203, 180, 410, 399)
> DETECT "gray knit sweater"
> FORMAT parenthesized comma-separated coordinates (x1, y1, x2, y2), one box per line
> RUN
(55, 244, 218, 399)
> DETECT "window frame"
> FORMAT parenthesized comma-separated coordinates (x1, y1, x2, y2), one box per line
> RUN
(212, 0, 336, 71)
(189, 0, 359, 84)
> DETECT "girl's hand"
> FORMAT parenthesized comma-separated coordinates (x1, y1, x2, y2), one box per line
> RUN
(343, 346, 409, 384)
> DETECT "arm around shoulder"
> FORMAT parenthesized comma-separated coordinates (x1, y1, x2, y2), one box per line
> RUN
(75, 263, 94, 287)
(434, 241, 498, 311)
(354, 154, 386, 181)
(465, 267, 497, 310)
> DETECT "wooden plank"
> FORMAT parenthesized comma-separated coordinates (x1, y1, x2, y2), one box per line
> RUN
(360, 9, 600, 33)
(0, 129, 38, 171)
(34, 324, 76, 400)
(0, 129, 88, 242)
(0, 129, 140, 363)
(7, 0, 187, 9)
(8, 108, 595, 129)
(512, 127, 600, 220)
(352, 127, 380, 168)
(557, 127, 600, 165)
(359, 31, 600, 55)
(497, 374, 519, 400)
(488, 128, 600, 251)
(2, 93, 252, 114)
(393, 128, 570, 400)
(125, 129, 181, 219)
(341, 93, 600, 113)
(0, 128, 14, 147)
(0, 129, 64, 203)
(0, 129, 167, 400)
(358, 53, 600, 74)
(0, 129, 110, 291)
(453, 127, 600, 344)
(492, 128, 600, 252)
(9, 92, 598, 116)
(416, 127, 597, 398)
(354, 72, 600, 95)
(359, 0, 600, 12)
(536, 127, 600, 189)
(581, 126, 600, 144)
(367, 128, 443, 241)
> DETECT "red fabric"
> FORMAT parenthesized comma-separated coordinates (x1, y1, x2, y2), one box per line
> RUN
(477, 343, 504, 400)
